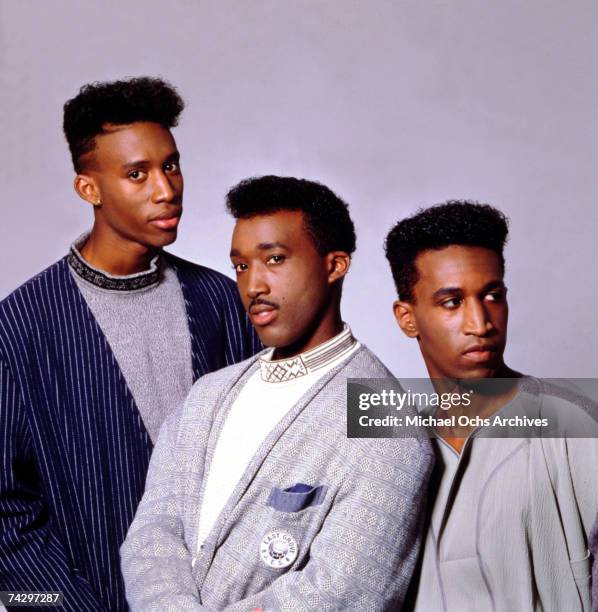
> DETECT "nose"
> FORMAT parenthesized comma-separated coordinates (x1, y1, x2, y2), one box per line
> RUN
(152, 170, 177, 203)
(245, 264, 269, 300)
(463, 299, 494, 336)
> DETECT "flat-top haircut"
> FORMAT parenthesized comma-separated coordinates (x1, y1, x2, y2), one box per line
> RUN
(385, 200, 509, 301)
(226, 175, 357, 255)
(63, 76, 184, 172)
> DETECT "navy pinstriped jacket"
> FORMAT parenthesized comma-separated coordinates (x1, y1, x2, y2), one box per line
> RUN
(0, 253, 261, 611)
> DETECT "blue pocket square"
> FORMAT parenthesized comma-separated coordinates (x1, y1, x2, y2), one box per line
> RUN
(267, 483, 327, 512)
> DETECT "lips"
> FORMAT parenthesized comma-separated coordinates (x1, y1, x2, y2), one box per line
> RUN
(149, 212, 181, 230)
(462, 345, 497, 363)
(249, 303, 278, 326)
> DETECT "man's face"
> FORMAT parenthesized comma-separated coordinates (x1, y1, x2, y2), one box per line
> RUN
(396, 245, 508, 379)
(80, 121, 183, 249)
(230, 210, 333, 352)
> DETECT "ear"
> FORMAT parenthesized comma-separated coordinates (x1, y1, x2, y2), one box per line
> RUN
(325, 251, 351, 283)
(393, 300, 418, 338)
(74, 174, 101, 207)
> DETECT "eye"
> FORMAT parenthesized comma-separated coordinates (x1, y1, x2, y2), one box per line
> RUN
(232, 263, 248, 273)
(128, 170, 146, 181)
(440, 297, 462, 310)
(164, 161, 181, 174)
(485, 290, 505, 303)
(266, 254, 286, 265)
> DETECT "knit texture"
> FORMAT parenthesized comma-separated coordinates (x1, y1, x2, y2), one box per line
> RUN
(122, 346, 434, 611)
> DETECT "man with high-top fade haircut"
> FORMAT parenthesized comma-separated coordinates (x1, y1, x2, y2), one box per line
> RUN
(385, 201, 598, 612)
(122, 176, 433, 611)
(0, 77, 260, 611)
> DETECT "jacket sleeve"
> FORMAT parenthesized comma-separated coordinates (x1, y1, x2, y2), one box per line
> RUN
(121, 407, 202, 610)
(0, 360, 107, 612)
(540, 435, 598, 612)
(218, 438, 434, 612)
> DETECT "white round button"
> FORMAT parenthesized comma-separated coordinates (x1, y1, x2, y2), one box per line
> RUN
(259, 529, 298, 569)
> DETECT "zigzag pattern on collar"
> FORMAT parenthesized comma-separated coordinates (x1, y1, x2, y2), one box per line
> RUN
(259, 326, 355, 383)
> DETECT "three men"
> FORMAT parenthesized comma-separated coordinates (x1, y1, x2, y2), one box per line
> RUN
(385, 201, 598, 611)
(0, 78, 259, 611)
(121, 176, 434, 610)
(2, 74, 595, 611)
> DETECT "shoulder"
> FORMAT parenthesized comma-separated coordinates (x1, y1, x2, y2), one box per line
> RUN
(184, 352, 264, 407)
(537, 378, 598, 412)
(163, 253, 244, 321)
(1, 258, 68, 311)
(168, 353, 264, 446)
(0, 258, 69, 363)
(526, 378, 598, 483)
(527, 377, 598, 435)
(324, 345, 434, 463)
(0, 258, 70, 350)
(164, 252, 236, 292)
(322, 344, 397, 401)
(341, 344, 395, 378)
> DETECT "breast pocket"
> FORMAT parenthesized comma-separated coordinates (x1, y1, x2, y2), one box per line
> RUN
(258, 483, 333, 572)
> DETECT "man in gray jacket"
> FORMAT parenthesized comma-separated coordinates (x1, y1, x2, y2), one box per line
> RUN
(385, 201, 598, 611)
(121, 175, 433, 611)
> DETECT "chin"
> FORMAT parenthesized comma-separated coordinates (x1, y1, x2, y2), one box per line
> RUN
(256, 330, 289, 349)
(257, 326, 306, 353)
(457, 366, 500, 380)
(147, 232, 178, 248)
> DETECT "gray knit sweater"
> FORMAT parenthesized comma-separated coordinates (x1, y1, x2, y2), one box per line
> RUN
(68, 238, 193, 442)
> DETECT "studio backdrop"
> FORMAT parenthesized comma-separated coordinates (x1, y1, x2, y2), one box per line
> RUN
(1, 0, 596, 377)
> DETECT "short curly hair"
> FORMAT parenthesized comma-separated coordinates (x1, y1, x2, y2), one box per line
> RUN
(63, 76, 184, 171)
(385, 200, 509, 301)
(226, 175, 356, 256)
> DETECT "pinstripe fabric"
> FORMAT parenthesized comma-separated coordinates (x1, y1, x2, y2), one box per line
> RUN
(0, 253, 261, 612)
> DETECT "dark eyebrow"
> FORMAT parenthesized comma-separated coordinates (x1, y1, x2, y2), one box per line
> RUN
(481, 280, 506, 292)
(256, 242, 289, 251)
(432, 280, 506, 301)
(122, 159, 149, 170)
(122, 151, 180, 171)
(229, 242, 289, 258)
(432, 287, 463, 301)
(164, 151, 180, 162)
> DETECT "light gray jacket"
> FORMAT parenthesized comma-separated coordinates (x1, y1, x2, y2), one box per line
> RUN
(121, 346, 433, 611)
(410, 378, 598, 612)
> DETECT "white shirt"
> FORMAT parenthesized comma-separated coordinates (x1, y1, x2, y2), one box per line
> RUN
(196, 326, 359, 546)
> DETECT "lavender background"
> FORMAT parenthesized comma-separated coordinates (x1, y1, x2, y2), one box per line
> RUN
(1, 0, 596, 377)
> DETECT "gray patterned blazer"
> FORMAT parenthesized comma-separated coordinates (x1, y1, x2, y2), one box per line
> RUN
(121, 346, 434, 611)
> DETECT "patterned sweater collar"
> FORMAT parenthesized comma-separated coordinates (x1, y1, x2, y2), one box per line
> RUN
(67, 233, 161, 292)
(259, 325, 355, 383)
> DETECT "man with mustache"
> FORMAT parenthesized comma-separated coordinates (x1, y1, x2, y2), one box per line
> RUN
(385, 201, 598, 611)
(121, 175, 433, 611)
(0, 77, 259, 611)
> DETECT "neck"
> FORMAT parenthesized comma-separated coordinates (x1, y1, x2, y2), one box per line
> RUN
(431, 363, 522, 454)
(80, 226, 157, 275)
(272, 308, 344, 360)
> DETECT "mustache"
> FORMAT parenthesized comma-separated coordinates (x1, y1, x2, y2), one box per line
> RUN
(248, 298, 279, 310)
